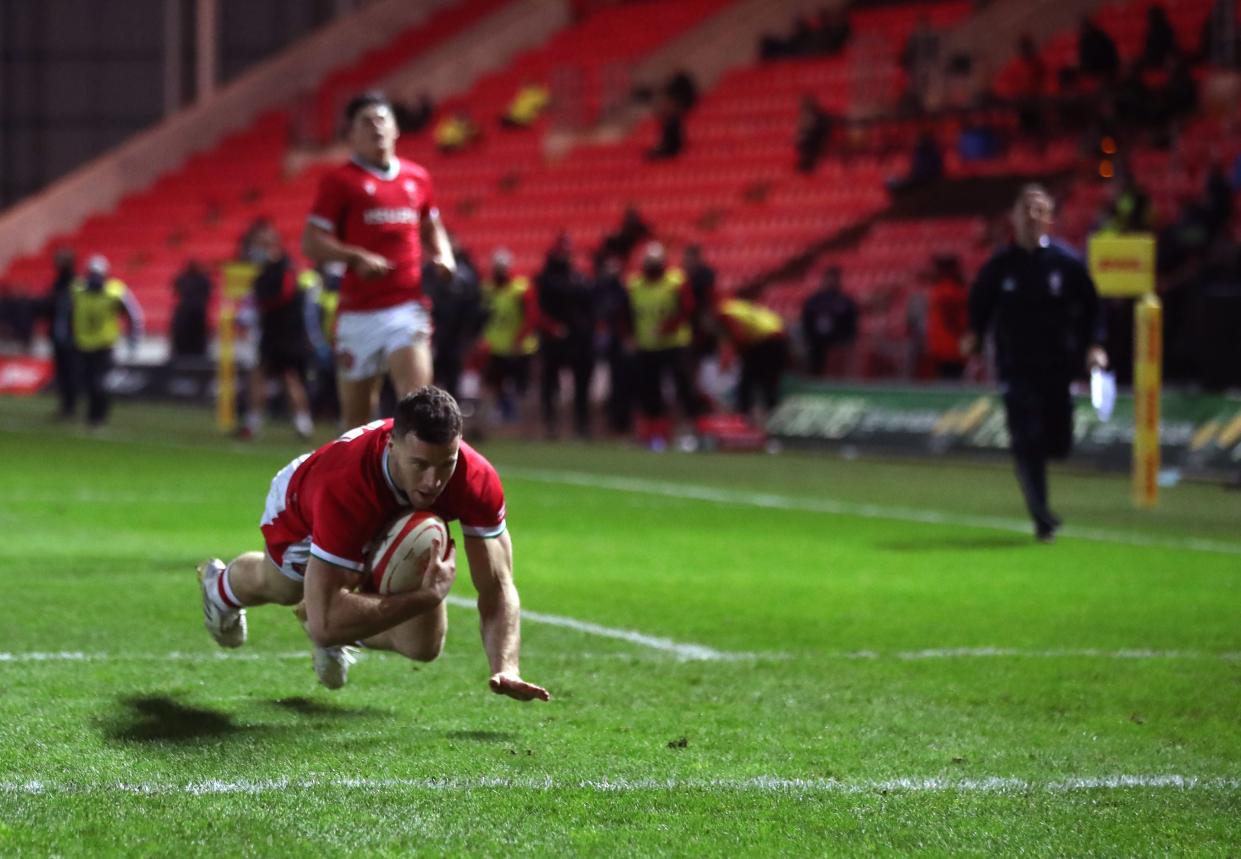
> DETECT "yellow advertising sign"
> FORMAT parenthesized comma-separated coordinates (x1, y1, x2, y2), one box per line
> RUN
(1088, 233, 1156, 297)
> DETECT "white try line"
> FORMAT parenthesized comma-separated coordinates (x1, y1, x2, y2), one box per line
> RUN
(506, 468, 1241, 557)
(3, 774, 1238, 797)
(451, 595, 753, 661)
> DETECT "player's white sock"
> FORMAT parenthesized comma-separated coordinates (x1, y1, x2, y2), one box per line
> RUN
(246, 413, 263, 435)
(293, 412, 314, 438)
(205, 561, 243, 611)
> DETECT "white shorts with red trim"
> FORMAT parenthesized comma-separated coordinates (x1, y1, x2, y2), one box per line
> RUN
(335, 301, 431, 382)
(260, 453, 313, 582)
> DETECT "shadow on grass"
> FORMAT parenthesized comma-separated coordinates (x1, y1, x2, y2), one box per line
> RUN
(877, 535, 1031, 552)
(103, 695, 243, 744)
(270, 696, 379, 718)
(445, 730, 518, 743)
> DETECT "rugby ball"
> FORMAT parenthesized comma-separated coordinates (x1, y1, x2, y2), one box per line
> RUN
(369, 512, 449, 594)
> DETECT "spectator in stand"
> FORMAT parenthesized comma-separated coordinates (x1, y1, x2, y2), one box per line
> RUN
(1078, 15, 1120, 82)
(245, 224, 317, 440)
(1008, 34, 1048, 139)
(595, 206, 654, 270)
(814, 7, 852, 55)
(434, 111, 481, 153)
(627, 242, 699, 449)
(42, 248, 78, 418)
(394, 93, 434, 133)
(759, 9, 849, 61)
(886, 131, 944, 195)
(800, 265, 858, 376)
(645, 94, 685, 161)
(425, 240, 483, 401)
(900, 14, 941, 108)
(1139, 4, 1178, 70)
(924, 255, 969, 380)
(665, 70, 699, 114)
(71, 255, 143, 429)
(501, 82, 551, 129)
(170, 259, 212, 361)
(481, 248, 539, 426)
(592, 253, 634, 434)
(536, 233, 595, 439)
(716, 296, 788, 417)
(795, 95, 833, 174)
(1200, 0, 1241, 66)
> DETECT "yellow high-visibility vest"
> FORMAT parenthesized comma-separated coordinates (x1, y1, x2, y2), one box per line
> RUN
(719, 298, 785, 345)
(627, 268, 690, 351)
(483, 276, 536, 356)
(317, 286, 340, 345)
(72, 278, 129, 351)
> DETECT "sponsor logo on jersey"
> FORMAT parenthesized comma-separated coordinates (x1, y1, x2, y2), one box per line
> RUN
(363, 207, 419, 225)
(1048, 270, 1062, 295)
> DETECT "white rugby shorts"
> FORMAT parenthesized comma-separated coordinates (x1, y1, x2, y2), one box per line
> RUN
(335, 301, 431, 382)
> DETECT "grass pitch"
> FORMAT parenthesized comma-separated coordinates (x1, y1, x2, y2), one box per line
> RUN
(0, 396, 1238, 856)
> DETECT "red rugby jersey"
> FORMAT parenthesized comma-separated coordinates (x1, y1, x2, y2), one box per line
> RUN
(262, 420, 505, 573)
(308, 157, 437, 313)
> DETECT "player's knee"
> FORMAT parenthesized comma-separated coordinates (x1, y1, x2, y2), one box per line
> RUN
(401, 630, 445, 663)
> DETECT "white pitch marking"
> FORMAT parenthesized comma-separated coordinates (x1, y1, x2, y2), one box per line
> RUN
(443, 595, 756, 661)
(2, 774, 1238, 796)
(505, 468, 1241, 557)
(1, 647, 1236, 664)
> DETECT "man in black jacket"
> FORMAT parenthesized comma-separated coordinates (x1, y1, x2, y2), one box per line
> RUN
(43, 248, 78, 418)
(966, 185, 1108, 542)
(536, 234, 594, 439)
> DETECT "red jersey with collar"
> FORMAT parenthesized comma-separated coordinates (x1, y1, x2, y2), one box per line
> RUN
(308, 157, 437, 313)
(261, 420, 506, 574)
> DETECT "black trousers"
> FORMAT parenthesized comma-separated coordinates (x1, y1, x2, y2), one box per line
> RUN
(737, 337, 787, 414)
(604, 345, 635, 433)
(52, 342, 78, 416)
(79, 347, 113, 426)
(487, 354, 532, 421)
(635, 347, 698, 420)
(540, 339, 592, 436)
(1003, 377, 1073, 533)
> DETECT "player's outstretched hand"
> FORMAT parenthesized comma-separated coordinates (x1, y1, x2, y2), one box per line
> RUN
(351, 249, 394, 280)
(421, 540, 457, 603)
(489, 672, 551, 702)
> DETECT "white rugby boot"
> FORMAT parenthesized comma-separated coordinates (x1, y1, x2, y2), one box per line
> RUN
(312, 645, 357, 690)
(197, 558, 247, 648)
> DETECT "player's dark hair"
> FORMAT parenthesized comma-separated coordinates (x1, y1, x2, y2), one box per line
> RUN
(394, 386, 463, 445)
(343, 91, 392, 126)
